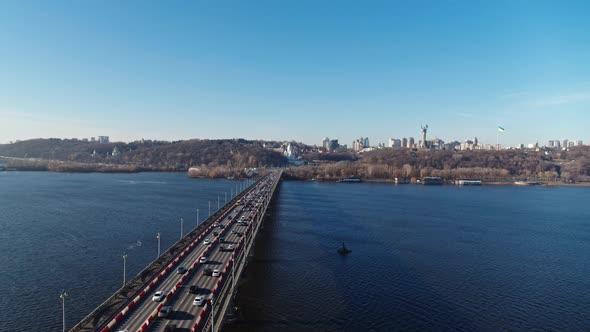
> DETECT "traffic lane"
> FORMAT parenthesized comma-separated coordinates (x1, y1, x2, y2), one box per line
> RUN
(117, 239, 208, 331)
(115, 208, 239, 331)
(152, 215, 244, 330)
(152, 253, 238, 328)
(164, 187, 265, 329)
(161, 223, 245, 330)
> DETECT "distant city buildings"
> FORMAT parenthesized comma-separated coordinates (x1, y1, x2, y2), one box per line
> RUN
(388, 138, 401, 148)
(321, 137, 340, 152)
(352, 137, 370, 151)
(322, 137, 330, 150)
(546, 139, 584, 150)
(98, 136, 110, 144)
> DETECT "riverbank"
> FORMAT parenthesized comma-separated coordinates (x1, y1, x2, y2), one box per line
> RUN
(283, 177, 590, 187)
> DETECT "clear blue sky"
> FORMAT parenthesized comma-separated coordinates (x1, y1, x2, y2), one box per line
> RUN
(1, 1, 589, 147)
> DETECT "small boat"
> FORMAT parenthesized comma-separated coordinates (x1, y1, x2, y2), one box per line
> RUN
(337, 242, 352, 255)
(337, 177, 362, 183)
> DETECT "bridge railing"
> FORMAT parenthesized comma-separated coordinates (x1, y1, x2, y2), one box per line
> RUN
(199, 170, 282, 332)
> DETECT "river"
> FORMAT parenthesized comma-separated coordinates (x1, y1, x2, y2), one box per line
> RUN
(0, 172, 589, 331)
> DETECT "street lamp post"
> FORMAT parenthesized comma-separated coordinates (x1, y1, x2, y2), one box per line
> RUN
(60, 289, 68, 332)
(197, 208, 200, 227)
(218, 194, 220, 210)
(180, 218, 184, 239)
(209, 201, 211, 216)
(157, 232, 161, 258)
(225, 192, 227, 204)
(122, 253, 128, 286)
(211, 296, 215, 332)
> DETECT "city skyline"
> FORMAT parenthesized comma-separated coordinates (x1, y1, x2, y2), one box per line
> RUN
(2, 1, 590, 146)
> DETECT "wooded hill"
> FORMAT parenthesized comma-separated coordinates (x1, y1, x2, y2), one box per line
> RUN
(286, 146, 590, 183)
(0, 138, 287, 173)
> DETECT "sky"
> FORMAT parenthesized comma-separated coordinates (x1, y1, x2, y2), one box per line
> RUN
(1, 1, 589, 147)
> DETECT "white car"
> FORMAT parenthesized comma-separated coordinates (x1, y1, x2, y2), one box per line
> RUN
(152, 291, 166, 302)
(193, 296, 205, 306)
(199, 256, 207, 264)
(212, 269, 220, 277)
(213, 223, 219, 227)
(227, 244, 234, 250)
(204, 239, 211, 245)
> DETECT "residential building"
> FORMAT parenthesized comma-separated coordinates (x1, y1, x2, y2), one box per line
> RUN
(322, 137, 331, 150)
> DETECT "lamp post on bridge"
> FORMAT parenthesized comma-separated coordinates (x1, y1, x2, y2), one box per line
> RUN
(225, 192, 227, 204)
(211, 295, 216, 332)
(157, 232, 161, 258)
(197, 208, 200, 227)
(218, 194, 220, 210)
(122, 253, 128, 286)
(180, 218, 184, 239)
(209, 200, 211, 217)
(60, 289, 68, 332)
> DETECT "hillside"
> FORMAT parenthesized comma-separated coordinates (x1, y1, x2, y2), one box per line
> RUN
(286, 146, 590, 183)
(0, 138, 287, 174)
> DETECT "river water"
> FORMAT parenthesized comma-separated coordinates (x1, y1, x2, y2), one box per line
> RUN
(0, 172, 589, 331)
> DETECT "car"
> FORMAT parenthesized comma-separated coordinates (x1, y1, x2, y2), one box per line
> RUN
(158, 305, 173, 318)
(204, 239, 211, 245)
(236, 232, 243, 237)
(213, 231, 219, 236)
(177, 267, 187, 274)
(231, 230, 238, 234)
(227, 244, 234, 250)
(193, 296, 205, 306)
(203, 268, 213, 276)
(199, 256, 207, 264)
(164, 324, 177, 332)
(212, 269, 221, 277)
(189, 284, 199, 294)
(213, 223, 219, 227)
(152, 291, 166, 302)
(219, 237, 225, 243)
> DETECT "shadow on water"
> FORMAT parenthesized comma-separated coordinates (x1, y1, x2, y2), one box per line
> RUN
(225, 182, 495, 331)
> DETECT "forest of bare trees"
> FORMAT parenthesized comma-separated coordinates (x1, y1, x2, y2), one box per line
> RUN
(285, 147, 590, 183)
(2, 139, 589, 183)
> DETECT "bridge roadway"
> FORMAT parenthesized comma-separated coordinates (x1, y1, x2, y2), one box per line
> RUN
(104, 171, 281, 332)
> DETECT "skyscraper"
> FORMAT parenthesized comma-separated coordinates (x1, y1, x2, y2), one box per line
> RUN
(322, 137, 331, 150)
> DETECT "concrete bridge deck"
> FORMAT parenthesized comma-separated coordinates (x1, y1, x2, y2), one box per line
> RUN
(70, 170, 282, 332)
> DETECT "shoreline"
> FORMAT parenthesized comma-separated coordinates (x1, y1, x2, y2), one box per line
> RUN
(3, 168, 590, 187)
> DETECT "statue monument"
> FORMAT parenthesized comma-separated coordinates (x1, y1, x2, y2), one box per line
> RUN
(420, 124, 428, 149)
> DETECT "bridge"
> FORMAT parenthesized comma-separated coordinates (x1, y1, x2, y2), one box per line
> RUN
(70, 170, 283, 332)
